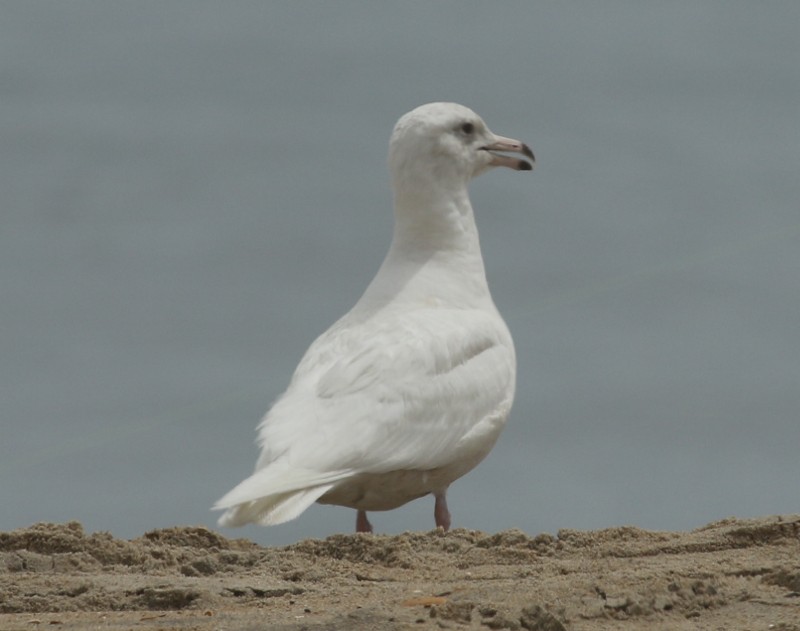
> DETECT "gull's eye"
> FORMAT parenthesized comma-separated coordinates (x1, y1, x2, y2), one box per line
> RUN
(460, 122, 475, 135)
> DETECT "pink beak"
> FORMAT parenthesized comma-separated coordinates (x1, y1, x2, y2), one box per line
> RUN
(482, 134, 535, 171)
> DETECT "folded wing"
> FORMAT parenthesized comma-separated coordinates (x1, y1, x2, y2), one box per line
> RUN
(214, 307, 515, 526)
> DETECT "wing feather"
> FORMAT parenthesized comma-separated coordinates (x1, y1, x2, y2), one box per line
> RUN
(255, 307, 515, 476)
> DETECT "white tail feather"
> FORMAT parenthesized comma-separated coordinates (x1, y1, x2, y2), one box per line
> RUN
(214, 466, 350, 510)
(217, 484, 335, 528)
(214, 465, 352, 527)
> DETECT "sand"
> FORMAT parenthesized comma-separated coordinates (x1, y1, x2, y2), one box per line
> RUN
(1, 515, 798, 630)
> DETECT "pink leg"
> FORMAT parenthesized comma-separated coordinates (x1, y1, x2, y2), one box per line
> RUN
(434, 491, 451, 531)
(356, 509, 373, 533)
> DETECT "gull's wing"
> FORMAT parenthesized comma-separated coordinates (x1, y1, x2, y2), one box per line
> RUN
(215, 306, 514, 524)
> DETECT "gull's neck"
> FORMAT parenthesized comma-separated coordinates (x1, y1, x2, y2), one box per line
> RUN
(356, 182, 495, 313)
(391, 184, 480, 253)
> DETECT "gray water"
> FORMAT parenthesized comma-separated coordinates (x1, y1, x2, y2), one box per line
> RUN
(2, 2, 798, 546)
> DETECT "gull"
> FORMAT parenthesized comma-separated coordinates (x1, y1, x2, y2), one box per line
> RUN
(214, 102, 534, 533)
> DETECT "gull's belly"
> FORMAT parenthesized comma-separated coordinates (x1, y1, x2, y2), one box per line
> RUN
(317, 469, 446, 511)
(317, 434, 500, 512)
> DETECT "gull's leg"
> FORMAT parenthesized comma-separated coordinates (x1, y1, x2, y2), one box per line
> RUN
(433, 491, 451, 531)
(356, 509, 373, 533)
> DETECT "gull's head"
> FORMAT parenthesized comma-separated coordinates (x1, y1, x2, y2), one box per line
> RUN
(388, 102, 534, 193)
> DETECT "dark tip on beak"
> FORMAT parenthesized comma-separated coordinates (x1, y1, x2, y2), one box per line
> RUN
(519, 160, 533, 171)
(521, 143, 535, 163)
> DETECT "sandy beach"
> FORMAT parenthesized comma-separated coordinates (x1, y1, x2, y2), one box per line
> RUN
(1, 515, 798, 630)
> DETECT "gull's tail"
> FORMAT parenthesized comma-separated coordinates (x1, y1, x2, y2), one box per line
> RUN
(213, 466, 351, 527)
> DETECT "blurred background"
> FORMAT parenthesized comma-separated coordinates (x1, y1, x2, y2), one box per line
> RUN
(1, 2, 798, 546)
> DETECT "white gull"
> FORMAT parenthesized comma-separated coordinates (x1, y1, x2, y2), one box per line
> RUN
(214, 102, 534, 533)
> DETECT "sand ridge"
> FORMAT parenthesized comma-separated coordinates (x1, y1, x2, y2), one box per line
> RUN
(1, 515, 798, 629)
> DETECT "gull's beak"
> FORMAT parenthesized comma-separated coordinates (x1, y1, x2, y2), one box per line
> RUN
(482, 134, 535, 171)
